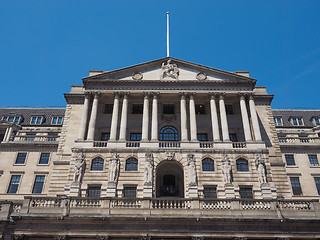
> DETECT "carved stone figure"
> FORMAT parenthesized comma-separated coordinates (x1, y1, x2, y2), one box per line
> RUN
(109, 153, 120, 183)
(144, 153, 154, 186)
(166, 151, 175, 161)
(73, 152, 86, 183)
(161, 59, 179, 79)
(221, 155, 232, 184)
(187, 154, 197, 186)
(256, 155, 267, 184)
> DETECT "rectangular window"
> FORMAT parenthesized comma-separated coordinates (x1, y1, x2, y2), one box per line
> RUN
(52, 116, 63, 125)
(15, 153, 27, 164)
(197, 133, 208, 141)
(239, 186, 253, 199)
(314, 177, 320, 195)
(290, 177, 302, 195)
(274, 117, 283, 126)
(101, 132, 110, 141)
(313, 117, 320, 126)
(226, 105, 233, 115)
(104, 104, 113, 114)
(163, 104, 175, 114)
(39, 153, 50, 165)
(285, 154, 295, 166)
(130, 133, 142, 141)
(87, 186, 101, 197)
(3, 116, 21, 124)
(8, 175, 21, 194)
(123, 186, 137, 198)
(32, 175, 45, 194)
(30, 116, 43, 125)
(291, 117, 303, 126)
(203, 186, 217, 198)
(195, 104, 206, 115)
(309, 155, 319, 166)
(132, 104, 143, 114)
(229, 133, 237, 142)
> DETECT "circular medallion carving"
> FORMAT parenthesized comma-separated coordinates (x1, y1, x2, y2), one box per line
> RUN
(196, 72, 207, 80)
(132, 72, 143, 80)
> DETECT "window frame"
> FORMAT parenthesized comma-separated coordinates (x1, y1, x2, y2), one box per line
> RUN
(236, 158, 249, 172)
(30, 116, 44, 125)
(51, 116, 63, 125)
(123, 186, 137, 198)
(91, 157, 104, 171)
(15, 153, 27, 165)
(274, 117, 283, 126)
(285, 154, 296, 166)
(197, 133, 208, 141)
(7, 175, 22, 194)
(311, 117, 320, 126)
(125, 157, 138, 171)
(308, 155, 319, 167)
(203, 185, 217, 198)
(101, 132, 110, 141)
(314, 177, 320, 195)
(159, 126, 179, 141)
(39, 153, 50, 165)
(290, 117, 304, 126)
(239, 186, 253, 199)
(290, 177, 303, 196)
(32, 175, 45, 194)
(87, 185, 101, 197)
(202, 158, 215, 172)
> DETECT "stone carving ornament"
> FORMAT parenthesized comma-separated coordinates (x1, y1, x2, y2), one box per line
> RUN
(144, 153, 154, 186)
(222, 155, 232, 184)
(73, 152, 86, 183)
(256, 155, 267, 184)
(196, 72, 207, 80)
(187, 154, 197, 186)
(132, 72, 143, 80)
(161, 59, 179, 79)
(166, 151, 175, 161)
(109, 153, 120, 183)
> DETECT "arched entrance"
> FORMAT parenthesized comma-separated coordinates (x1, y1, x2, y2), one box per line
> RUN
(156, 160, 184, 198)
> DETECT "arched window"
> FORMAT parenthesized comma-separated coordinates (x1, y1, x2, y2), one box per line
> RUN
(202, 158, 214, 171)
(160, 126, 178, 141)
(236, 158, 249, 172)
(125, 157, 138, 171)
(91, 157, 104, 171)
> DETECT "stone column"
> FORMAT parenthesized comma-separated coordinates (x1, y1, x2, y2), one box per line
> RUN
(249, 95, 262, 141)
(209, 93, 220, 141)
(87, 92, 100, 141)
(5, 127, 13, 142)
(151, 93, 159, 141)
(239, 94, 252, 142)
(141, 93, 150, 141)
(119, 93, 129, 141)
(180, 93, 188, 141)
(78, 93, 90, 140)
(219, 93, 230, 141)
(189, 93, 198, 141)
(3, 127, 9, 142)
(109, 93, 120, 141)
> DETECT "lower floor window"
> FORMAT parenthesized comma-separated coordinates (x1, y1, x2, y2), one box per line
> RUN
(203, 186, 217, 198)
(239, 186, 253, 199)
(32, 175, 45, 194)
(8, 175, 21, 194)
(123, 186, 137, 198)
(87, 186, 101, 197)
(290, 177, 302, 195)
(314, 177, 320, 195)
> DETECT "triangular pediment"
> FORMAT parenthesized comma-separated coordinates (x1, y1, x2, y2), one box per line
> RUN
(83, 57, 256, 84)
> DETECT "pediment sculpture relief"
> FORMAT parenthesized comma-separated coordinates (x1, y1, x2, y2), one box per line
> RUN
(161, 60, 179, 79)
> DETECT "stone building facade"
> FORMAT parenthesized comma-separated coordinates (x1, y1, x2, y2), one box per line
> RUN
(0, 57, 319, 239)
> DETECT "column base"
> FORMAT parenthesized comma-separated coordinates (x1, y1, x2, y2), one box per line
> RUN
(143, 185, 153, 198)
(106, 182, 117, 197)
(69, 182, 81, 197)
(188, 185, 199, 198)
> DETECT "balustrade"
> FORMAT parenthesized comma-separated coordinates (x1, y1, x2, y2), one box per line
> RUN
(152, 199, 191, 209)
(111, 199, 141, 208)
(14, 135, 58, 142)
(199, 142, 214, 148)
(201, 200, 231, 209)
(240, 200, 272, 210)
(279, 200, 311, 210)
(159, 141, 181, 148)
(93, 141, 108, 147)
(126, 141, 140, 148)
(278, 137, 319, 144)
(70, 198, 101, 208)
(232, 142, 247, 148)
(30, 197, 62, 208)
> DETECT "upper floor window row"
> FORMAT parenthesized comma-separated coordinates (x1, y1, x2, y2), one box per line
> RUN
(274, 117, 283, 126)
(273, 116, 320, 127)
(2, 115, 22, 124)
(2, 115, 63, 125)
(290, 117, 304, 126)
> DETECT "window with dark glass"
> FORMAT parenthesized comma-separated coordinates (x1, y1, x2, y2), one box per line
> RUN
(159, 126, 178, 141)
(104, 104, 113, 114)
(226, 105, 233, 115)
(236, 158, 249, 172)
(197, 133, 208, 141)
(202, 158, 214, 171)
(229, 133, 237, 142)
(239, 186, 253, 199)
(39, 153, 50, 165)
(285, 154, 295, 166)
(26, 132, 36, 141)
(52, 116, 63, 125)
(195, 104, 205, 115)
(290, 177, 302, 195)
(32, 175, 45, 194)
(87, 186, 101, 197)
(101, 132, 110, 141)
(15, 153, 27, 164)
(91, 158, 104, 171)
(314, 177, 320, 195)
(0, 133, 4, 142)
(163, 104, 175, 114)
(123, 186, 137, 198)
(274, 117, 283, 126)
(130, 133, 142, 141)
(2, 115, 21, 124)
(203, 186, 217, 198)
(308, 155, 319, 166)
(8, 175, 21, 194)
(30, 116, 43, 125)
(132, 104, 143, 114)
(125, 158, 138, 171)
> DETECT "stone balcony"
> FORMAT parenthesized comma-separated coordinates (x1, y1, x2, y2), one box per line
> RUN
(278, 137, 320, 148)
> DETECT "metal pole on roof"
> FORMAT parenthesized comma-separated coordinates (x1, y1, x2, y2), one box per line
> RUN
(167, 12, 170, 57)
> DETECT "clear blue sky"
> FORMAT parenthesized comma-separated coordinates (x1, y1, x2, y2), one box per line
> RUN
(1, 0, 320, 109)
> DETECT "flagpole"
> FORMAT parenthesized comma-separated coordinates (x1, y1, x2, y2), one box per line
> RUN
(167, 12, 169, 57)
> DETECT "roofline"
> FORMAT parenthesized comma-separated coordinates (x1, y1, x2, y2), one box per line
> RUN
(272, 109, 320, 111)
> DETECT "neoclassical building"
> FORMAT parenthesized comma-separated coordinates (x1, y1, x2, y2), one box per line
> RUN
(0, 57, 319, 239)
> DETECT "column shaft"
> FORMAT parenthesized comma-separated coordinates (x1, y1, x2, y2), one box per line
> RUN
(151, 94, 158, 141)
(109, 94, 120, 141)
(119, 94, 129, 141)
(87, 93, 100, 141)
(78, 94, 90, 140)
(141, 94, 149, 141)
(249, 96, 262, 141)
(180, 94, 188, 141)
(219, 95, 230, 141)
(189, 95, 198, 141)
(210, 95, 220, 141)
(5, 127, 13, 142)
(3, 127, 9, 142)
(239, 95, 252, 141)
